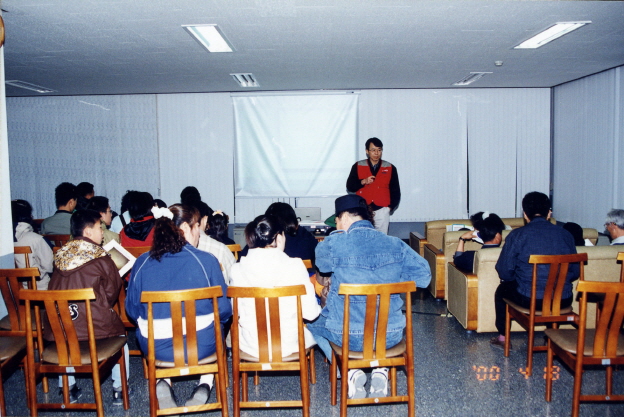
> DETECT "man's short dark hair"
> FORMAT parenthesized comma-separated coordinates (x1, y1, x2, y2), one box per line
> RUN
(76, 182, 94, 198)
(70, 209, 101, 237)
(87, 196, 109, 215)
(55, 182, 77, 208)
(522, 191, 551, 220)
(129, 192, 154, 220)
(365, 137, 383, 150)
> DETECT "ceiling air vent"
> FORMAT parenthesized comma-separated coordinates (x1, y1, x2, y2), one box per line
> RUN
(231, 73, 259, 88)
(6, 80, 56, 93)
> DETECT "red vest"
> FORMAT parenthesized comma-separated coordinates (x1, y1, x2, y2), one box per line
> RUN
(356, 160, 392, 207)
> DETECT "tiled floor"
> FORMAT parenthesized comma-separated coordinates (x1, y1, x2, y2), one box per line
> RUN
(4, 290, 624, 416)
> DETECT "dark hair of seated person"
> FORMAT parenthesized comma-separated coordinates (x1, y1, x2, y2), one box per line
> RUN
(563, 222, 585, 246)
(87, 196, 109, 215)
(11, 199, 34, 224)
(265, 202, 298, 237)
(150, 204, 199, 261)
(180, 186, 201, 206)
(70, 209, 102, 238)
(470, 212, 505, 242)
(245, 214, 284, 249)
(337, 205, 376, 226)
(208, 212, 231, 243)
(128, 192, 154, 220)
(522, 191, 551, 220)
(55, 182, 77, 208)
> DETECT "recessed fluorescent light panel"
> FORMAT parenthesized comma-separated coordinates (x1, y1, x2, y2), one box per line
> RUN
(452, 72, 492, 86)
(183, 24, 233, 53)
(514, 21, 591, 49)
(231, 73, 259, 88)
(5, 80, 56, 93)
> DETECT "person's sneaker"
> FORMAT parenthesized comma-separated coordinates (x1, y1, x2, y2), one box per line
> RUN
(112, 386, 132, 406)
(59, 384, 82, 404)
(156, 380, 177, 410)
(369, 368, 389, 397)
(490, 336, 511, 350)
(184, 383, 211, 407)
(347, 369, 367, 399)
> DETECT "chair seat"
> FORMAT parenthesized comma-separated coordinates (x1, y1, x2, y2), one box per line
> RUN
(239, 347, 312, 363)
(545, 328, 624, 356)
(503, 299, 574, 316)
(329, 338, 406, 359)
(0, 336, 27, 361)
(155, 352, 217, 367)
(42, 336, 127, 365)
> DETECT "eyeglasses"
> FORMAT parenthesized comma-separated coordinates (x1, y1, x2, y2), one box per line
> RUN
(605, 222, 614, 228)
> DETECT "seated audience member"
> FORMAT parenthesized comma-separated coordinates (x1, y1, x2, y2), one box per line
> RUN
(120, 192, 156, 247)
(88, 196, 126, 269)
(454, 211, 505, 273)
(207, 210, 235, 245)
(491, 192, 578, 349)
(239, 202, 317, 262)
(153, 199, 167, 208)
(196, 202, 236, 285)
(40, 182, 77, 235)
(230, 215, 320, 358)
(307, 195, 430, 399)
(180, 185, 213, 214)
(126, 205, 231, 408)
(76, 182, 95, 210)
(110, 190, 140, 234)
(562, 222, 590, 246)
(46, 209, 128, 405)
(604, 209, 624, 245)
(12, 199, 53, 290)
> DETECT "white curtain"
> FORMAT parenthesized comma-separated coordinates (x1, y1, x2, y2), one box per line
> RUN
(233, 93, 358, 198)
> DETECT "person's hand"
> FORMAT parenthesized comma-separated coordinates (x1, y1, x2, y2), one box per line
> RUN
(460, 231, 474, 240)
(361, 175, 375, 185)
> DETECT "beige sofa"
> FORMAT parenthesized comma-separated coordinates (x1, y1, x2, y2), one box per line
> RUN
(447, 244, 621, 333)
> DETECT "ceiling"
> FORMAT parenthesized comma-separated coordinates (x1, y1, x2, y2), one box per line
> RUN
(2, 0, 624, 97)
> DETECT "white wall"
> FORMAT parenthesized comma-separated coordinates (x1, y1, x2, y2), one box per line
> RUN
(553, 66, 624, 230)
(7, 88, 551, 225)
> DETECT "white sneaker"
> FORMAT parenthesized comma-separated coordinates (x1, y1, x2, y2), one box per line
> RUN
(347, 369, 367, 399)
(369, 368, 388, 397)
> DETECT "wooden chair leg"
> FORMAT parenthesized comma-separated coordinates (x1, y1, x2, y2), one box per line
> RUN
(339, 359, 348, 417)
(120, 350, 130, 410)
(526, 327, 535, 377)
(606, 365, 613, 396)
(241, 371, 248, 402)
(92, 366, 104, 417)
(330, 352, 337, 406)
(504, 305, 511, 358)
(300, 351, 310, 417)
(233, 364, 241, 417)
(406, 356, 416, 417)
(571, 357, 584, 417)
(391, 366, 397, 396)
(309, 349, 316, 385)
(148, 373, 157, 417)
(253, 371, 259, 386)
(545, 340, 553, 402)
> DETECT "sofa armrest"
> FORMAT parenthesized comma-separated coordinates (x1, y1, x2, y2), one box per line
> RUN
(447, 263, 478, 331)
(410, 231, 426, 257)
(423, 243, 446, 299)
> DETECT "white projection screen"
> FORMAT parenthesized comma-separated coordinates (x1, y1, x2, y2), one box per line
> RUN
(233, 93, 358, 198)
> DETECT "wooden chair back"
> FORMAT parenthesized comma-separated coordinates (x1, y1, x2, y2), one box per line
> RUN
(13, 246, 32, 268)
(0, 268, 40, 334)
(504, 252, 588, 376)
(545, 280, 624, 417)
(529, 253, 587, 316)
(42, 234, 71, 248)
(331, 281, 417, 416)
(302, 259, 313, 269)
(141, 286, 227, 417)
(227, 244, 242, 261)
(227, 285, 309, 417)
(20, 287, 129, 415)
(123, 246, 151, 259)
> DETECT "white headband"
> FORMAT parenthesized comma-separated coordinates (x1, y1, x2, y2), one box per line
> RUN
(151, 206, 173, 220)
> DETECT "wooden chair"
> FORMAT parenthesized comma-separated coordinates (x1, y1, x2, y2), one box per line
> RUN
(21, 288, 130, 416)
(0, 270, 32, 416)
(227, 244, 242, 261)
(329, 281, 417, 417)
(545, 280, 624, 417)
(228, 285, 310, 417)
(141, 287, 228, 417)
(123, 246, 151, 259)
(13, 246, 32, 268)
(42, 234, 71, 248)
(504, 253, 587, 376)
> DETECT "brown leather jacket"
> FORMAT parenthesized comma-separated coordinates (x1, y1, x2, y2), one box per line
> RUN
(44, 237, 125, 341)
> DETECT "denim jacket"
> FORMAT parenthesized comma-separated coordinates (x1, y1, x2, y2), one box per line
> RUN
(315, 220, 431, 337)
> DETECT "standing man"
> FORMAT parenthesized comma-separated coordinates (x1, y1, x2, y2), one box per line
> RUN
(307, 194, 430, 400)
(491, 191, 578, 349)
(346, 137, 400, 234)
